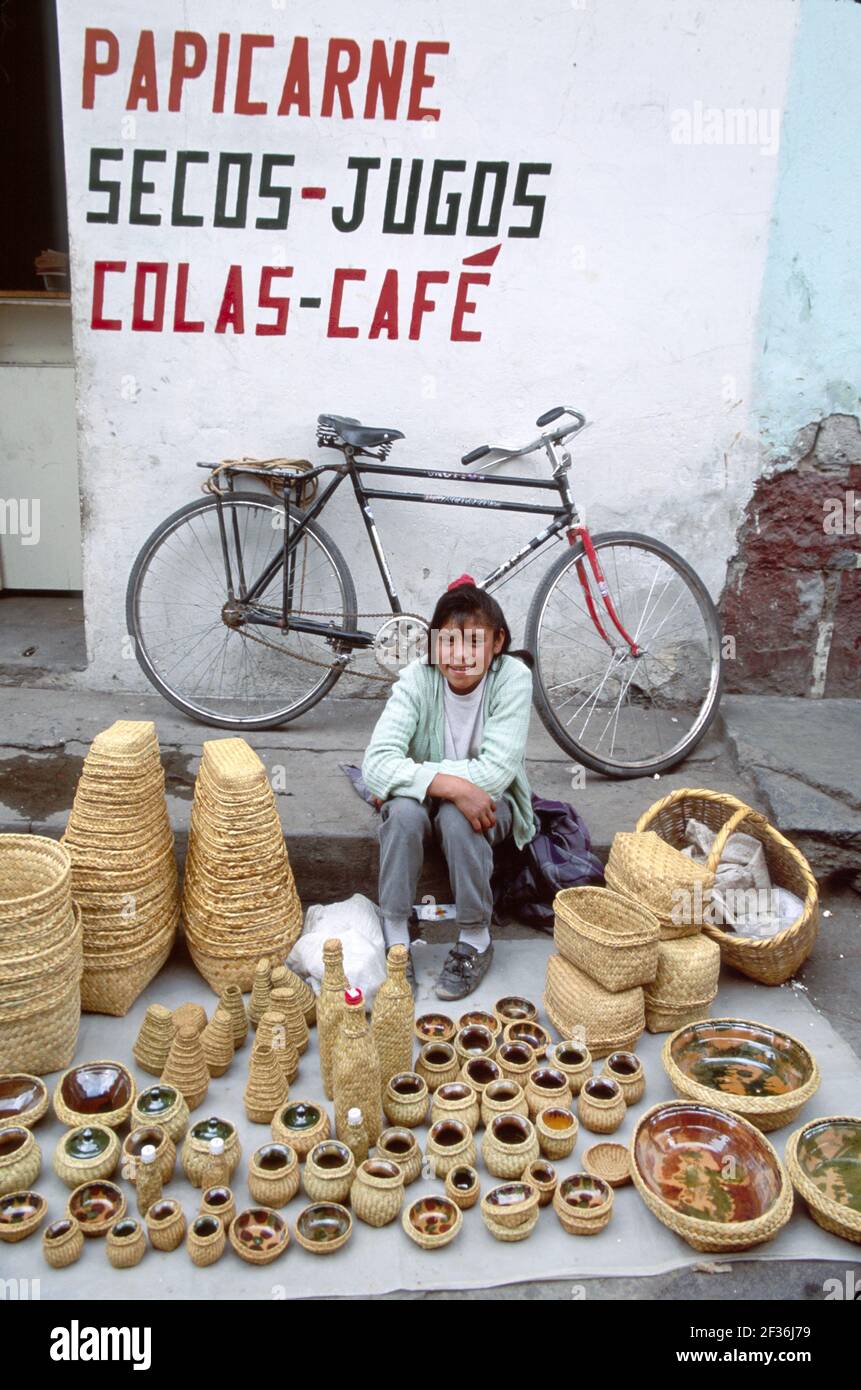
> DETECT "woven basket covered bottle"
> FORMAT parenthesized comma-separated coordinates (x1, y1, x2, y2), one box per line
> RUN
(0, 834, 82, 1074)
(333, 987, 383, 1144)
(371, 946, 414, 1095)
(61, 721, 179, 1017)
(318, 939, 348, 1100)
(181, 738, 302, 992)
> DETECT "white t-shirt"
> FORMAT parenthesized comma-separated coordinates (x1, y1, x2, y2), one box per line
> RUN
(443, 672, 489, 761)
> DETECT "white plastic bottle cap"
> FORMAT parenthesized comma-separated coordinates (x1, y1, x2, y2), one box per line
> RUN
(141, 1144, 157, 1164)
(209, 1137, 225, 1156)
(347, 1107, 363, 1125)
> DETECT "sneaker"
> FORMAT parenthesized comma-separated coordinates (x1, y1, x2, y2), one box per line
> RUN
(434, 941, 494, 1001)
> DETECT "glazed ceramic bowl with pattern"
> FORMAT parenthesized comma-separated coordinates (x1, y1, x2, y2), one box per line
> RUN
(480, 1181, 540, 1241)
(785, 1115, 861, 1244)
(662, 1018, 820, 1133)
(229, 1206, 289, 1264)
(631, 1101, 793, 1252)
(67, 1180, 126, 1237)
(457, 1009, 502, 1039)
(402, 1193, 462, 1249)
(0, 1074, 49, 1129)
(494, 996, 538, 1026)
(553, 1172, 613, 1235)
(0, 1189, 47, 1243)
(294, 1202, 352, 1254)
(503, 1020, 552, 1058)
(414, 1013, 456, 1045)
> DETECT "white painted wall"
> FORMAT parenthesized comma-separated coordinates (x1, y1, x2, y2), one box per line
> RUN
(55, 0, 798, 693)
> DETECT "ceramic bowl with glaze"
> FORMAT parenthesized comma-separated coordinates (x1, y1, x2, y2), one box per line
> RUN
(54, 1062, 135, 1129)
(0, 1074, 49, 1129)
(229, 1206, 290, 1264)
(553, 1172, 614, 1235)
(53, 1124, 120, 1189)
(631, 1101, 792, 1252)
(663, 1018, 820, 1132)
(503, 1020, 552, 1058)
(457, 1009, 502, 1039)
(402, 1193, 462, 1249)
(785, 1115, 861, 1244)
(480, 1179, 540, 1231)
(67, 1179, 126, 1237)
(494, 996, 538, 1025)
(294, 1202, 352, 1254)
(0, 1189, 47, 1242)
(414, 1012, 456, 1044)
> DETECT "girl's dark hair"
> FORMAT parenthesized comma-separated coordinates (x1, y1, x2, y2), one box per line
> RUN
(426, 583, 534, 670)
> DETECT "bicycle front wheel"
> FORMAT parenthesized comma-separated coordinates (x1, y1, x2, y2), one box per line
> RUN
(525, 531, 723, 777)
(126, 490, 358, 729)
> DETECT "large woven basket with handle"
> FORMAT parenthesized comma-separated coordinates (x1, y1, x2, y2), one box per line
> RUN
(635, 789, 818, 986)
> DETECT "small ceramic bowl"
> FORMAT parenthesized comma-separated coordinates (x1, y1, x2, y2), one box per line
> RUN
(42, 1216, 83, 1268)
(229, 1206, 290, 1265)
(454, 1024, 496, 1068)
(504, 1020, 552, 1058)
(480, 1181, 540, 1241)
(54, 1061, 135, 1129)
(414, 1012, 456, 1044)
(271, 1101, 331, 1159)
(416, 1042, 460, 1093)
(67, 1180, 126, 1237)
(431, 1080, 480, 1133)
(0, 1073, 49, 1129)
(248, 1142, 300, 1207)
(376, 1127, 423, 1185)
(294, 1202, 352, 1255)
(303, 1141, 356, 1204)
(458, 1009, 502, 1039)
(145, 1197, 186, 1251)
(0, 1189, 47, 1243)
(497, 1041, 537, 1090)
(553, 1172, 614, 1235)
(425, 1118, 477, 1178)
(494, 996, 539, 1025)
(402, 1193, 463, 1249)
(536, 1106, 579, 1160)
(602, 1051, 645, 1105)
(525, 1067, 573, 1120)
(444, 1164, 481, 1210)
(549, 1040, 593, 1096)
(522, 1159, 557, 1206)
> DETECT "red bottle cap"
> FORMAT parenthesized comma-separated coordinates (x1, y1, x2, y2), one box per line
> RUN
(345, 987, 363, 1006)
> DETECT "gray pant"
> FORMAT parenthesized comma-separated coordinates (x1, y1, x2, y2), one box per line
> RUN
(378, 794, 513, 929)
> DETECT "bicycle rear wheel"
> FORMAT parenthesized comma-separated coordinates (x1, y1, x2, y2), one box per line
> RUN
(126, 491, 357, 729)
(525, 531, 723, 777)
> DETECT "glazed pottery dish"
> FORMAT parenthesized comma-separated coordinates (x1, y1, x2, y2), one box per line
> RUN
(67, 1180, 126, 1237)
(229, 1206, 290, 1265)
(0, 1189, 47, 1242)
(494, 996, 538, 1024)
(414, 1013, 456, 1044)
(553, 1173, 614, 1235)
(294, 1202, 352, 1254)
(631, 1102, 792, 1252)
(662, 1018, 820, 1132)
(480, 1181, 540, 1242)
(0, 1074, 49, 1129)
(785, 1116, 861, 1244)
(54, 1062, 135, 1129)
(402, 1194, 462, 1249)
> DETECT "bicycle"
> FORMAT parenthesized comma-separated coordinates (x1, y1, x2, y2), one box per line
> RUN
(126, 406, 723, 778)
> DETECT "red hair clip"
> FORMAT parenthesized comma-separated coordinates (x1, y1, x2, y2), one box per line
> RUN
(447, 573, 476, 591)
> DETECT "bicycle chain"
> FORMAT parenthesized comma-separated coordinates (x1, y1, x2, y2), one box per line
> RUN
(236, 607, 425, 682)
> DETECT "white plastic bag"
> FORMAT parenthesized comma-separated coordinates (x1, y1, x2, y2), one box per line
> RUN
(287, 893, 388, 1004)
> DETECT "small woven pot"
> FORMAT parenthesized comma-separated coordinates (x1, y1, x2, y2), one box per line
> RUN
(146, 1198, 186, 1251)
(220, 985, 249, 1048)
(525, 1067, 573, 1120)
(481, 1079, 529, 1129)
(503, 1020, 552, 1059)
(416, 1042, 459, 1093)
(248, 1143, 300, 1207)
(132, 1005, 176, 1076)
(107, 1217, 146, 1268)
(553, 1173, 614, 1235)
(522, 1159, 557, 1207)
(67, 1180, 126, 1237)
(402, 1194, 462, 1250)
(785, 1116, 861, 1245)
(425, 1118, 477, 1178)
(42, 1217, 83, 1268)
(303, 1141, 356, 1204)
(0, 1126, 41, 1197)
(497, 1041, 537, 1091)
(431, 1081, 480, 1133)
(181, 1117, 241, 1188)
(272, 1101, 331, 1158)
(453, 1023, 496, 1068)
(53, 1125, 120, 1189)
(0, 1074, 50, 1130)
(53, 1060, 135, 1130)
(122, 1125, 176, 1186)
(601, 1051, 645, 1105)
(200, 1008, 235, 1078)
(161, 1027, 209, 1111)
(187, 1213, 226, 1266)
(130, 1085, 189, 1144)
(383, 1072, 429, 1129)
(350, 1157, 405, 1227)
(375, 1127, 423, 1186)
(294, 1203, 352, 1255)
(244, 1043, 289, 1123)
(0, 1190, 47, 1243)
(482, 1113, 540, 1179)
(480, 1181, 540, 1242)
(445, 1164, 481, 1210)
(200, 1185, 236, 1231)
(578, 1078, 626, 1134)
(549, 1041, 593, 1096)
(536, 1106, 579, 1160)
(460, 1055, 502, 1096)
(457, 1009, 502, 1040)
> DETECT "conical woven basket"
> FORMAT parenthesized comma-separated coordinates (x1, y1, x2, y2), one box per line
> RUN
(544, 953, 644, 1059)
(182, 739, 302, 991)
(62, 722, 180, 1016)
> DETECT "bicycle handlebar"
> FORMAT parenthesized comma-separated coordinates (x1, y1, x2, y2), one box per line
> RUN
(460, 406, 587, 467)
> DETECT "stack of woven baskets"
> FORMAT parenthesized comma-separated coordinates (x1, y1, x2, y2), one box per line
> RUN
(0, 834, 82, 1073)
(62, 721, 179, 1016)
(182, 738, 303, 993)
(544, 886, 658, 1057)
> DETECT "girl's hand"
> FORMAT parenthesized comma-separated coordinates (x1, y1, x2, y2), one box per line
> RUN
(429, 773, 496, 832)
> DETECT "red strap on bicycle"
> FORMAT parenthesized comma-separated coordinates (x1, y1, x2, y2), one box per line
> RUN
(567, 526, 641, 656)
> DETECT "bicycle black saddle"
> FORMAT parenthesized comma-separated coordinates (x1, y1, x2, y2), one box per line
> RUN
(317, 414, 404, 450)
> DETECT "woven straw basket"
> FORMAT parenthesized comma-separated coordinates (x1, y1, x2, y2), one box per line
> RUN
(63, 721, 180, 1016)
(0, 836, 82, 1074)
(636, 789, 819, 984)
(553, 886, 659, 993)
(182, 739, 302, 992)
(644, 934, 721, 1034)
(544, 954, 644, 1058)
(784, 1117, 861, 1245)
(605, 832, 709, 940)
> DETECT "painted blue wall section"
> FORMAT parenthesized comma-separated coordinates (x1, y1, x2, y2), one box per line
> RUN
(755, 0, 861, 452)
